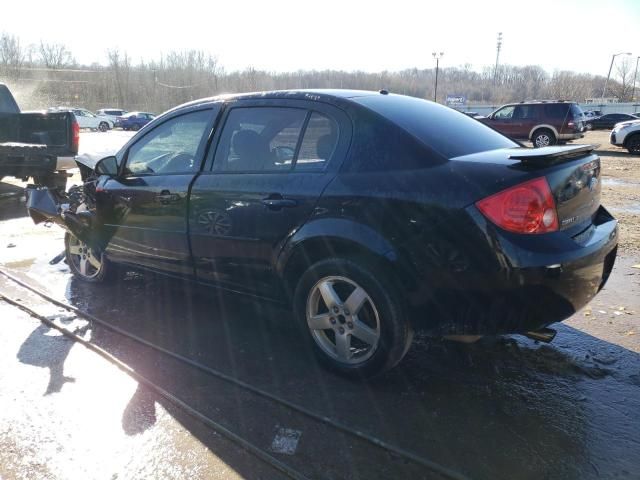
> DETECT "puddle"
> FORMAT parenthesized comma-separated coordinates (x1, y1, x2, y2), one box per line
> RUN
(609, 205, 640, 215)
(601, 178, 640, 187)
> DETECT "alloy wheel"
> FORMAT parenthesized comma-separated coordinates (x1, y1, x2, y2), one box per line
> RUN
(67, 235, 103, 279)
(306, 276, 381, 365)
(535, 134, 551, 147)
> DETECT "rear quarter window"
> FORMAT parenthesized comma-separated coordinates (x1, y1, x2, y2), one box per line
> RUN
(355, 94, 516, 160)
(544, 104, 570, 119)
(346, 114, 438, 172)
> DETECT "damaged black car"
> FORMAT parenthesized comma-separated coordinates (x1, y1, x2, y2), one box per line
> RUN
(25, 90, 618, 377)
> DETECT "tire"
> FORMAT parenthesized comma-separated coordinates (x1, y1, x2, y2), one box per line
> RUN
(532, 129, 556, 148)
(293, 257, 413, 378)
(626, 134, 640, 155)
(98, 122, 109, 132)
(131, 124, 141, 131)
(586, 123, 593, 130)
(64, 232, 116, 283)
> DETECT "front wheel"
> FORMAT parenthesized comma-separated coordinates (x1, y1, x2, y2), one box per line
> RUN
(532, 129, 556, 148)
(131, 124, 141, 131)
(65, 232, 115, 283)
(626, 135, 640, 155)
(293, 258, 413, 378)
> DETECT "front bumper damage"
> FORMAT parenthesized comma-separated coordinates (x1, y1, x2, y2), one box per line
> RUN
(25, 184, 97, 248)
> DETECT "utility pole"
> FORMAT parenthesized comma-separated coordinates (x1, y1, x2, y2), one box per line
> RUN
(432, 51, 444, 102)
(602, 52, 632, 100)
(632, 56, 639, 110)
(493, 32, 503, 85)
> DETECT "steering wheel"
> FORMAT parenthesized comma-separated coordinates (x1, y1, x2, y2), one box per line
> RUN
(164, 151, 195, 171)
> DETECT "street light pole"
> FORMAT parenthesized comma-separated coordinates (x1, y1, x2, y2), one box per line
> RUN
(493, 32, 503, 85)
(632, 56, 639, 110)
(432, 51, 444, 102)
(602, 52, 632, 100)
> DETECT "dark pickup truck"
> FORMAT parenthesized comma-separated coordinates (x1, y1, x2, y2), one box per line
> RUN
(0, 83, 78, 188)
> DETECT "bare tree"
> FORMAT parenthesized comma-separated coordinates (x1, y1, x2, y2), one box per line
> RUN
(38, 41, 74, 69)
(614, 58, 634, 101)
(0, 33, 25, 78)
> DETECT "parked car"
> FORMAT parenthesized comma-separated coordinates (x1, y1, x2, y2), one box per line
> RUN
(96, 108, 127, 124)
(1, 83, 79, 188)
(115, 112, 155, 131)
(479, 101, 585, 147)
(26, 90, 618, 378)
(49, 107, 113, 132)
(610, 119, 640, 154)
(587, 113, 640, 130)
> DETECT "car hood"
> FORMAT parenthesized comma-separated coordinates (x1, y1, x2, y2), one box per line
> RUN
(614, 119, 640, 128)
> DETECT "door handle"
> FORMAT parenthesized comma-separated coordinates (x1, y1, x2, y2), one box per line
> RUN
(156, 190, 180, 204)
(262, 194, 297, 210)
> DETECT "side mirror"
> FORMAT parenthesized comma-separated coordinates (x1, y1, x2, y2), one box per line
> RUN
(95, 156, 119, 176)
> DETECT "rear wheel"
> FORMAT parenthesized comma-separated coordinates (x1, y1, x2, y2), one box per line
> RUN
(65, 232, 115, 283)
(132, 124, 141, 131)
(98, 121, 109, 132)
(626, 134, 640, 155)
(293, 257, 413, 378)
(532, 129, 556, 148)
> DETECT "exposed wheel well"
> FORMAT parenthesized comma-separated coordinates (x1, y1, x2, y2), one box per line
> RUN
(531, 127, 555, 140)
(281, 238, 401, 301)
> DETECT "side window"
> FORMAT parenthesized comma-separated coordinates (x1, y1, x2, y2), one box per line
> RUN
(545, 104, 568, 119)
(124, 109, 211, 175)
(295, 112, 338, 171)
(513, 105, 536, 119)
(213, 107, 306, 172)
(494, 106, 515, 119)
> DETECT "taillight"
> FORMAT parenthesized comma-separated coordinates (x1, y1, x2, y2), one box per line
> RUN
(476, 177, 559, 234)
(71, 120, 80, 154)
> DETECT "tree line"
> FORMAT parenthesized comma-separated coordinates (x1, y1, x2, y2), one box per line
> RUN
(1, 32, 637, 114)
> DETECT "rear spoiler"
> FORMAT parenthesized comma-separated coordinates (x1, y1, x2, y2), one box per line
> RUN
(508, 144, 598, 166)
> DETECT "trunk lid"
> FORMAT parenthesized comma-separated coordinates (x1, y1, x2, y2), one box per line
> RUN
(454, 145, 601, 234)
(509, 145, 601, 233)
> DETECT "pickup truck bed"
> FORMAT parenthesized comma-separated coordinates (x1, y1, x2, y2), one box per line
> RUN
(0, 84, 78, 187)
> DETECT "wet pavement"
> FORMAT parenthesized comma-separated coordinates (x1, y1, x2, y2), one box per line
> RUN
(0, 302, 289, 480)
(1, 134, 640, 479)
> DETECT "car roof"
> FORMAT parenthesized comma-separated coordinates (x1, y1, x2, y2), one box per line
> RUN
(168, 89, 380, 112)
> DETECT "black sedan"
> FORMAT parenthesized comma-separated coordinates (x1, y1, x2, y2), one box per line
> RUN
(27, 90, 618, 378)
(588, 113, 640, 130)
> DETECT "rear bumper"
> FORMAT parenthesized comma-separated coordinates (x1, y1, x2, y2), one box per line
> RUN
(409, 206, 618, 335)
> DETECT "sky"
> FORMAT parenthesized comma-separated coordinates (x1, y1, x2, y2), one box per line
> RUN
(4, 0, 640, 75)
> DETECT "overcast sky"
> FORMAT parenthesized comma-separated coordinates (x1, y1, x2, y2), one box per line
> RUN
(4, 0, 639, 75)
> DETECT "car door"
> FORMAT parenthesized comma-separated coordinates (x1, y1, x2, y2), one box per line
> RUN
(97, 105, 219, 276)
(73, 109, 90, 129)
(189, 100, 351, 297)
(488, 105, 517, 138)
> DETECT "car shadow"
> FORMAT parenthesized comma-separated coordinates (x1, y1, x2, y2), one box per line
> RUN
(595, 149, 635, 158)
(60, 270, 640, 480)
